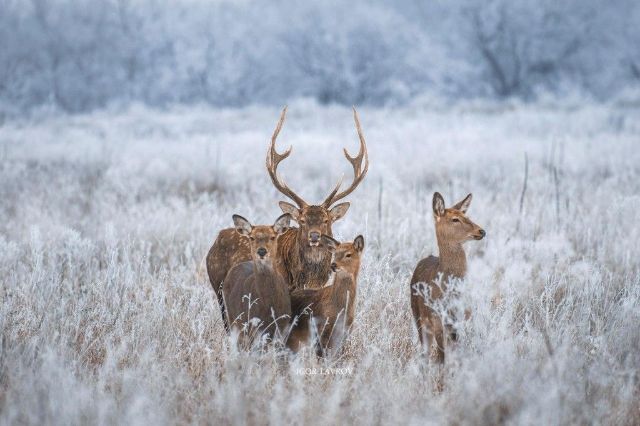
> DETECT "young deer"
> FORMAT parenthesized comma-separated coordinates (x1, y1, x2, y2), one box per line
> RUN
(207, 107, 368, 332)
(222, 214, 292, 349)
(410, 192, 485, 364)
(287, 235, 365, 356)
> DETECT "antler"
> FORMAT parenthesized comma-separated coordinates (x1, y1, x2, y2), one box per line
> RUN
(266, 107, 308, 208)
(322, 107, 369, 207)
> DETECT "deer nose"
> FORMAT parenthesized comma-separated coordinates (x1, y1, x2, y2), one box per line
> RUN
(331, 262, 337, 272)
(257, 248, 267, 258)
(479, 229, 486, 238)
(309, 232, 320, 243)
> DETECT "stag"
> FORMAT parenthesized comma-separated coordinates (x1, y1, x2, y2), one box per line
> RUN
(267, 107, 368, 292)
(206, 107, 369, 332)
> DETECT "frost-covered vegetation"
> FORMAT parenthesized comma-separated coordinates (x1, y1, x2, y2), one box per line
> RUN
(1, 101, 639, 424)
(1, 0, 639, 115)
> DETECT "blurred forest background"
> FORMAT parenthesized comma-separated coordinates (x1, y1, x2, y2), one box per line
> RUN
(1, 0, 639, 116)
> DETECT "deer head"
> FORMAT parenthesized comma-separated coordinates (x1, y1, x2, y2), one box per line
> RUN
(266, 107, 368, 252)
(322, 234, 365, 279)
(232, 213, 291, 266)
(432, 192, 486, 245)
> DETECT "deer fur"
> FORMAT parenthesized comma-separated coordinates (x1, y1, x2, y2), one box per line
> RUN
(222, 214, 292, 348)
(410, 192, 485, 364)
(275, 202, 350, 290)
(287, 235, 365, 356)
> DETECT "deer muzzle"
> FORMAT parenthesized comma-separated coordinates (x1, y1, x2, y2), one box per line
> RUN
(308, 231, 321, 246)
(474, 229, 486, 240)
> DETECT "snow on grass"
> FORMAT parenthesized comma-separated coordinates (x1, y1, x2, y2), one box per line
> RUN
(1, 100, 639, 424)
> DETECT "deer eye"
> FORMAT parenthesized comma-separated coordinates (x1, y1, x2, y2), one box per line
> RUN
(298, 219, 306, 224)
(270, 237, 276, 241)
(452, 218, 460, 223)
(249, 236, 255, 241)
(345, 253, 352, 258)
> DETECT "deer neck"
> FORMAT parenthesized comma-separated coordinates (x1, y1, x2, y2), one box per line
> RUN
(328, 271, 356, 311)
(437, 240, 467, 279)
(252, 259, 276, 278)
(293, 231, 332, 284)
(296, 231, 329, 264)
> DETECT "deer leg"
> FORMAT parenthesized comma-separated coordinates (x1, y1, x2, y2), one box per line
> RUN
(446, 307, 470, 355)
(413, 294, 431, 352)
(216, 283, 230, 333)
(445, 311, 458, 345)
(420, 308, 443, 362)
(445, 323, 460, 365)
(416, 319, 430, 353)
(427, 323, 446, 392)
(430, 318, 446, 365)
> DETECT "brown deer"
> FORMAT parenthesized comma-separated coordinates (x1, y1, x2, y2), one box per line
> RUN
(410, 192, 485, 364)
(206, 107, 368, 332)
(222, 213, 292, 348)
(287, 235, 365, 356)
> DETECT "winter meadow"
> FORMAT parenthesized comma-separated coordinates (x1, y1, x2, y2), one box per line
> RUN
(1, 1, 640, 425)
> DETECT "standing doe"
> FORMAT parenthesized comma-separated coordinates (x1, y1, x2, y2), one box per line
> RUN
(222, 214, 292, 349)
(287, 235, 365, 356)
(206, 107, 368, 332)
(410, 192, 485, 364)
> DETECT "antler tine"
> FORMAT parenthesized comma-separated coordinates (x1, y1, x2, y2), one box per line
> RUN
(267, 107, 291, 166)
(321, 174, 345, 207)
(266, 107, 308, 208)
(322, 107, 369, 207)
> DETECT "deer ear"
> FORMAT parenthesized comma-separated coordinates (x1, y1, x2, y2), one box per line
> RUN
(432, 192, 446, 217)
(320, 235, 339, 252)
(273, 213, 291, 235)
(329, 202, 350, 222)
(452, 193, 472, 213)
(232, 214, 252, 236)
(353, 235, 365, 252)
(279, 201, 300, 220)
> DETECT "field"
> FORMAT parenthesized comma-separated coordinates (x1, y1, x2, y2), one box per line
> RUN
(1, 101, 639, 424)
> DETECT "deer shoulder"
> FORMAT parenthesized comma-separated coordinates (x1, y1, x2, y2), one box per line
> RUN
(410, 256, 440, 292)
(223, 261, 255, 324)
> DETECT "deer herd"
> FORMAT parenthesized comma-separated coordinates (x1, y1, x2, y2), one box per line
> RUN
(205, 107, 485, 367)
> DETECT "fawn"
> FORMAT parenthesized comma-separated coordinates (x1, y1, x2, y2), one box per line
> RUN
(410, 192, 485, 364)
(222, 213, 292, 349)
(287, 235, 365, 356)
